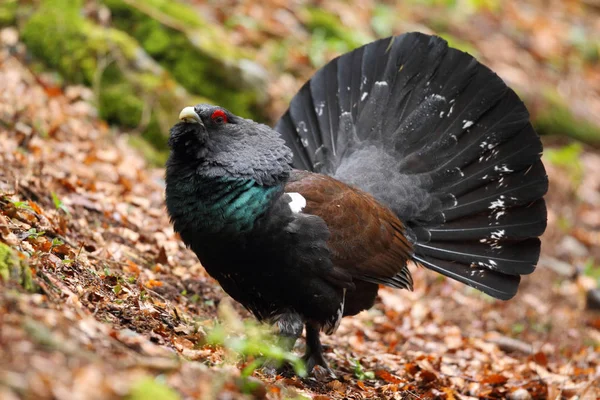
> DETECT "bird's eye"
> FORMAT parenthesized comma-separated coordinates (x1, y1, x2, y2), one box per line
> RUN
(210, 109, 228, 124)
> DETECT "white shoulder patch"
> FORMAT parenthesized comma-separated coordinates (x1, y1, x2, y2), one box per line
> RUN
(287, 192, 306, 213)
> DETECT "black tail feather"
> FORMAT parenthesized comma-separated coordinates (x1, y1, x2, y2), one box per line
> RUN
(412, 255, 521, 300)
(275, 32, 548, 300)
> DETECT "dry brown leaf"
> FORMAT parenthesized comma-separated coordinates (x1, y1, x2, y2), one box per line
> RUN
(375, 369, 403, 384)
(480, 374, 508, 385)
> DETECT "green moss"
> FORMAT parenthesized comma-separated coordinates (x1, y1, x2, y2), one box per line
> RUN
(21, 0, 202, 151)
(0, 242, 35, 292)
(101, 0, 267, 120)
(98, 81, 144, 128)
(0, 0, 17, 27)
(534, 89, 600, 146)
(304, 7, 372, 52)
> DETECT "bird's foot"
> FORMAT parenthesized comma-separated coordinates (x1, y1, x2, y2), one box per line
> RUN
(303, 351, 336, 380)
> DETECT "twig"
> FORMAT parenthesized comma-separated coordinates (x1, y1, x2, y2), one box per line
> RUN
(486, 335, 534, 354)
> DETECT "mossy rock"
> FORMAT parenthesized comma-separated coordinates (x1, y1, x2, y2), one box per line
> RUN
(21, 0, 206, 155)
(101, 0, 269, 120)
(0, 242, 35, 292)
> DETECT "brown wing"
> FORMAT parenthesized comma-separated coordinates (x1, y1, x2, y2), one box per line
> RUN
(285, 170, 414, 289)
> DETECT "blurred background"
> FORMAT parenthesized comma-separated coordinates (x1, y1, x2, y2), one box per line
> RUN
(2, 0, 599, 160)
(0, 0, 599, 399)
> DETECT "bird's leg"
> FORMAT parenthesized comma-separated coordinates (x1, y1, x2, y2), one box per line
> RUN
(273, 312, 304, 351)
(303, 322, 335, 378)
(262, 312, 303, 375)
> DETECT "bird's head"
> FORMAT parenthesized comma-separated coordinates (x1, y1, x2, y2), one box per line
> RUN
(168, 104, 237, 158)
(167, 104, 293, 186)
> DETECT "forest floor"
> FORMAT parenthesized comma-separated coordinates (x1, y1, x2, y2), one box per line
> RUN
(1, 17, 600, 400)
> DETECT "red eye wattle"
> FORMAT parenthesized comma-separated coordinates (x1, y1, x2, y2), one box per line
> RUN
(210, 109, 228, 124)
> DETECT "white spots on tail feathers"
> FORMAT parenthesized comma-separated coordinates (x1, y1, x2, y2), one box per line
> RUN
(440, 111, 445, 118)
(494, 164, 514, 173)
(315, 101, 326, 116)
(287, 193, 306, 213)
(480, 237, 503, 250)
(478, 148, 500, 163)
(472, 261, 499, 270)
(449, 194, 457, 207)
(469, 269, 487, 278)
(462, 120, 474, 129)
(430, 94, 446, 101)
(296, 121, 309, 148)
(363, 81, 388, 100)
(487, 209, 506, 227)
(489, 195, 509, 225)
(479, 141, 497, 150)
(447, 167, 464, 177)
(489, 199, 505, 210)
(296, 121, 308, 133)
(493, 210, 506, 220)
(488, 229, 505, 249)
(448, 104, 454, 117)
(491, 229, 505, 240)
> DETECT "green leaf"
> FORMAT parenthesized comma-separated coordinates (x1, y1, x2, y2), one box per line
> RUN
(11, 200, 33, 210)
(352, 358, 374, 380)
(113, 284, 122, 295)
(51, 192, 70, 215)
(25, 228, 45, 239)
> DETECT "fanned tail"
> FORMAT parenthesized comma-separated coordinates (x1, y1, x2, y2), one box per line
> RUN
(275, 32, 548, 300)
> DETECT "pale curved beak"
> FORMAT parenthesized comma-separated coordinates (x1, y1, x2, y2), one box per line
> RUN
(179, 107, 202, 124)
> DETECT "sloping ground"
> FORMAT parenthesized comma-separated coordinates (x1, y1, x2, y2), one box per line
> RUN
(1, 33, 599, 400)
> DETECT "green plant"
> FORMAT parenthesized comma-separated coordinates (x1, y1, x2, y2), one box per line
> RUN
(24, 228, 45, 239)
(543, 142, 584, 187)
(51, 192, 70, 215)
(126, 376, 180, 400)
(206, 300, 306, 377)
(50, 237, 64, 251)
(352, 358, 374, 380)
(582, 258, 600, 285)
(9, 199, 33, 211)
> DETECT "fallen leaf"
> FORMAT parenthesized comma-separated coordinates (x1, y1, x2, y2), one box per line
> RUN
(376, 369, 403, 384)
(481, 374, 508, 385)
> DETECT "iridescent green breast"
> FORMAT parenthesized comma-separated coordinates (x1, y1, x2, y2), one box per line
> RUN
(166, 175, 282, 235)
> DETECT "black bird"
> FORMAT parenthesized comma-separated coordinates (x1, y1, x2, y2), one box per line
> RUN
(165, 33, 548, 375)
